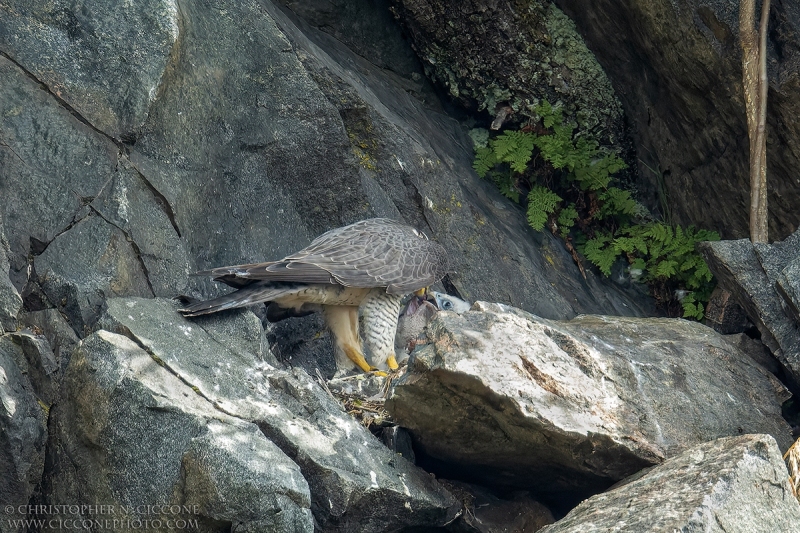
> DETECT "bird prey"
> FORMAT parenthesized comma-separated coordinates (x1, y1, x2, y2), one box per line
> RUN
(179, 218, 449, 373)
(395, 291, 471, 360)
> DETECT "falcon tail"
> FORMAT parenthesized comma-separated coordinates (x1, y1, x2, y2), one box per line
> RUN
(178, 283, 299, 316)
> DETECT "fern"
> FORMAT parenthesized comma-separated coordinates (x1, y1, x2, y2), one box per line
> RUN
(582, 232, 616, 276)
(471, 99, 720, 321)
(473, 146, 498, 178)
(491, 171, 520, 203)
(491, 130, 536, 173)
(536, 100, 563, 128)
(527, 186, 562, 231)
(680, 293, 705, 320)
(557, 204, 579, 237)
(598, 187, 638, 220)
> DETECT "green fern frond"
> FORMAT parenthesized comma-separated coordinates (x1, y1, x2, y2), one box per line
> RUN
(598, 187, 638, 220)
(582, 232, 618, 276)
(526, 185, 562, 231)
(557, 204, 579, 237)
(491, 131, 536, 173)
(490, 172, 520, 203)
(473, 146, 497, 178)
(535, 100, 563, 128)
(653, 259, 678, 278)
(612, 236, 647, 255)
(681, 293, 705, 320)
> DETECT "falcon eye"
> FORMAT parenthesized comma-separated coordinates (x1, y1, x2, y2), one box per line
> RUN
(442, 299, 453, 310)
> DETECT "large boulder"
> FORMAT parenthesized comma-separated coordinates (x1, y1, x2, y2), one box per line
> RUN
(386, 302, 792, 506)
(539, 434, 800, 532)
(47, 329, 314, 533)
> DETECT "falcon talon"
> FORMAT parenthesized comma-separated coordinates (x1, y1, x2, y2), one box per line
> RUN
(179, 218, 450, 374)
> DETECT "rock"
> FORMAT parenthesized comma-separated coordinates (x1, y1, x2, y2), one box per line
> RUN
(266, 312, 338, 379)
(98, 297, 460, 532)
(387, 303, 792, 506)
(389, 0, 625, 145)
(188, 307, 278, 368)
(0, 55, 118, 291)
(538, 434, 800, 533)
(46, 329, 313, 532)
(555, 0, 800, 239)
(0, 0, 179, 139)
(703, 286, 751, 335)
(698, 238, 800, 386)
(382, 426, 416, 464)
(7, 331, 60, 406)
(443, 481, 555, 533)
(0, 217, 21, 332)
(725, 333, 784, 377)
(20, 309, 83, 373)
(180, 421, 313, 532)
(0, 337, 48, 526)
(34, 214, 153, 336)
(778, 256, 800, 325)
(91, 158, 189, 298)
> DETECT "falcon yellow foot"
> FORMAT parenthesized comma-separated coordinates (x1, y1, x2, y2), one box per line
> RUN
(343, 344, 373, 373)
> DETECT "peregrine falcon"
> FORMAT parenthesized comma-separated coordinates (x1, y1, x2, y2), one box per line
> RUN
(179, 218, 449, 372)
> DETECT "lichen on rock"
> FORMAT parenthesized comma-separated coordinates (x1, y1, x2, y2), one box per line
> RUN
(390, 0, 623, 145)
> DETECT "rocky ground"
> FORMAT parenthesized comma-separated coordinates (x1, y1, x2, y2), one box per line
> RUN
(2, 0, 800, 532)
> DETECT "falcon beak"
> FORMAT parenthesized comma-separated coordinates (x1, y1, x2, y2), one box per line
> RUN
(414, 287, 428, 297)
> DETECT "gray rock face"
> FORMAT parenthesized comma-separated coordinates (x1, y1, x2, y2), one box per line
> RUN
(48, 329, 313, 532)
(387, 303, 791, 503)
(0, 218, 21, 333)
(91, 158, 189, 298)
(699, 235, 800, 387)
(539, 434, 800, 533)
(0, 55, 116, 291)
(35, 214, 153, 336)
(778, 256, 800, 325)
(0, 0, 179, 139)
(0, 338, 48, 526)
(1, 0, 655, 341)
(97, 297, 459, 532)
(20, 309, 80, 373)
(555, 0, 800, 239)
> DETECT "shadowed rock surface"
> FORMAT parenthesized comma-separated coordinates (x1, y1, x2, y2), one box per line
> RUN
(699, 228, 800, 388)
(0, 219, 20, 333)
(0, 337, 48, 522)
(555, 0, 800, 239)
(539, 434, 800, 533)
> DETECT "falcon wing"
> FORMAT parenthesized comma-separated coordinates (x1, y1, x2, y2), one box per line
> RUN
(195, 219, 448, 294)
